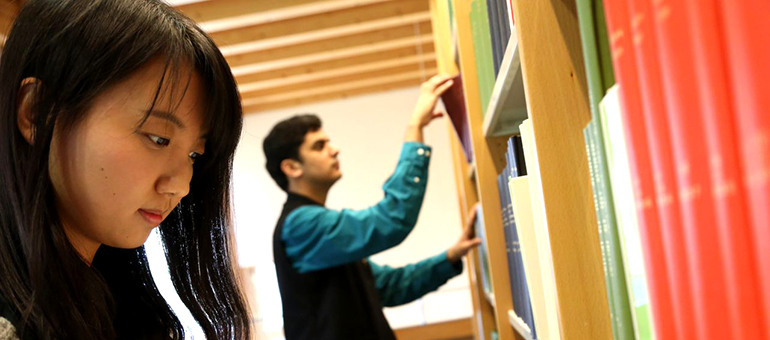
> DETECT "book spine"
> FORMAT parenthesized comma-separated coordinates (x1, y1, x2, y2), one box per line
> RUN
(485, 0, 501, 76)
(471, 0, 496, 115)
(682, 0, 764, 337)
(576, 1, 635, 338)
(716, 0, 770, 334)
(604, 0, 685, 338)
(510, 136, 536, 336)
(650, 0, 731, 338)
(496, 0, 511, 58)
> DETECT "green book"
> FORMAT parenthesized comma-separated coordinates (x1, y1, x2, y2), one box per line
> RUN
(475, 205, 493, 294)
(600, 86, 656, 340)
(469, 0, 495, 117)
(447, 0, 453, 24)
(576, 0, 636, 339)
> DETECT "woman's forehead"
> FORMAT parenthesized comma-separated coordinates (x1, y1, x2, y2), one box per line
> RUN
(80, 59, 209, 140)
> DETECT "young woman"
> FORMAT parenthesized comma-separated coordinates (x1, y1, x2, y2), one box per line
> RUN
(0, 0, 251, 339)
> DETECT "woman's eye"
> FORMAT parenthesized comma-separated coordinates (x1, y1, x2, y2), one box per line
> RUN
(189, 152, 203, 163)
(148, 135, 170, 146)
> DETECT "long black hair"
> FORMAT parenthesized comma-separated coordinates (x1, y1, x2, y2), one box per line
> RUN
(0, 0, 250, 339)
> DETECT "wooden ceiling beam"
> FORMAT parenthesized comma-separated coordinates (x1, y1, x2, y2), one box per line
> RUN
(240, 57, 437, 98)
(234, 40, 434, 86)
(210, 0, 428, 47)
(242, 67, 437, 108)
(232, 34, 433, 78)
(220, 10, 430, 57)
(180, 0, 391, 33)
(176, 0, 322, 24)
(226, 20, 432, 68)
(0, 0, 20, 44)
(242, 76, 427, 114)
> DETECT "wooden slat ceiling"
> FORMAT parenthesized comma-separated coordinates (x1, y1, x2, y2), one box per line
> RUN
(0, 0, 20, 45)
(0, 0, 436, 114)
(176, 0, 436, 114)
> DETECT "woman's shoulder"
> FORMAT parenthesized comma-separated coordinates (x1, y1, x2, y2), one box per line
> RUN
(0, 294, 19, 340)
(0, 317, 19, 340)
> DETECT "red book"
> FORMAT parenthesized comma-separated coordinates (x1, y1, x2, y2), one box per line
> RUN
(716, 0, 770, 335)
(682, 0, 765, 338)
(605, 0, 695, 340)
(441, 75, 473, 162)
(650, 0, 731, 338)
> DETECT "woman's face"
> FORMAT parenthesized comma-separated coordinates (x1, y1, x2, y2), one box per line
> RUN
(48, 60, 207, 262)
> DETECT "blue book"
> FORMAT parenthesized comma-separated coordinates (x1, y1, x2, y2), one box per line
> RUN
(496, 0, 511, 56)
(499, 171, 518, 318)
(510, 136, 537, 338)
(486, 0, 502, 76)
(474, 205, 492, 294)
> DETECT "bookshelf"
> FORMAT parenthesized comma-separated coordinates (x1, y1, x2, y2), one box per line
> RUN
(508, 310, 534, 340)
(430, 0, 613, 339)
(481, 31, 527, 138)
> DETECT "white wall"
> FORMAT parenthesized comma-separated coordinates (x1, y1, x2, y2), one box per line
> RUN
(232, 86, 473, 331)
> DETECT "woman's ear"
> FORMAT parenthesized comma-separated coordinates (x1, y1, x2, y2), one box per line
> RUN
(281, 158, 303, 180)
(17, 77, 40, 145)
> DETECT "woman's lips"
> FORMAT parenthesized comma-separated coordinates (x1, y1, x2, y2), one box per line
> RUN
(139, 209, 163, 225)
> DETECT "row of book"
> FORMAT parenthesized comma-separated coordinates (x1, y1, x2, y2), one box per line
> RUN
(441, 0, 517, 162)
(461, 0, 644, 339)
(443, 0, 767, 339)
(579, 0, 770, 339)
(576, 0, 646, 339)
(468, 0, 514, 117)
(495, 136, 535, 338)
(476, 121, 567, 340)
(475, 126, 558, 340)
(485, 0, 514, 76)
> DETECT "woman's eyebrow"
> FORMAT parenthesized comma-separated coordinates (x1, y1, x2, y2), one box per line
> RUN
(145, 110, 208, 140)
(148, 110, 185, 129)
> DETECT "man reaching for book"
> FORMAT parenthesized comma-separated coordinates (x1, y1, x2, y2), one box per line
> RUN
(262, 74, 481, 340)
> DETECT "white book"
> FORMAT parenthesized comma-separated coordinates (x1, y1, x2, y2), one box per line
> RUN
(517, 119, 562, 340)
(510, 176, 548, 340)
(599, 85, 655, 340)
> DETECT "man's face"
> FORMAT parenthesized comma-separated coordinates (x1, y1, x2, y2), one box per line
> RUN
(296, 128, 342, 187)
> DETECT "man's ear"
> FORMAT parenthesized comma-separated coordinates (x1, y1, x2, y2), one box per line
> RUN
(281, 158, 303, 180)
(17, 77, 40, 145)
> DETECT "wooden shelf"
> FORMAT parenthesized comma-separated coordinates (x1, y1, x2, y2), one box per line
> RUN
(510, 0, 613, 338)
(447, 1, 518, 339)
(433, 0, 612, 339)
(507, 310, 534, 340)
(482, 28, 528, 138)
(484, 291, 497, 310)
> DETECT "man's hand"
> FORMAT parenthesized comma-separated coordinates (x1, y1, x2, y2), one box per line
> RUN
(405, 74, 454, 143)
(447, 204, 483, 264)
(410, 74, 454, 127)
